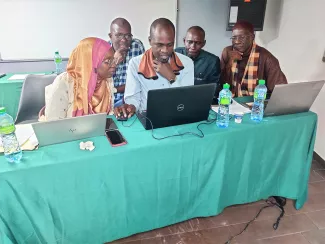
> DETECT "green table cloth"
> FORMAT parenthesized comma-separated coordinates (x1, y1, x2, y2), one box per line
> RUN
(0, 112, 317, 244)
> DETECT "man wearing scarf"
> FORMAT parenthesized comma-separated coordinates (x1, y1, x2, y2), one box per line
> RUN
(220, 20, 287, 97)
(114, 18, 194, 118)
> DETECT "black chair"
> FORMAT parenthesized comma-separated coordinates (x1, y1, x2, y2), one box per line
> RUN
(15, 74, 57, 124)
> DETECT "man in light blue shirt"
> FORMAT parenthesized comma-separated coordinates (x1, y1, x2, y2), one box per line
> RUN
(114, 18, 194, 118)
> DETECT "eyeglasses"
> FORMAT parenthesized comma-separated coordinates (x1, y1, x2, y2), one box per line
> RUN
(114, 33, 133, 41)
(103, 58, 119, 67)
(230, 35, 251, 42)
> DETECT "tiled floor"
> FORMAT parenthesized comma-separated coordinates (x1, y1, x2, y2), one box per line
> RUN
(108, 160, 325, 244)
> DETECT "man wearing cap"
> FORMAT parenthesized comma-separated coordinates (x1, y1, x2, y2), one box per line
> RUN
(220, 20, 287, 97)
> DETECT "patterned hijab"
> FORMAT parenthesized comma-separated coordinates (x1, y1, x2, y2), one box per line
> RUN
(66, 37, 112, 116)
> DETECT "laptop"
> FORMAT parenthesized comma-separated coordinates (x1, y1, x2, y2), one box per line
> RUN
(137, 84, 216, 130)
(263, 80, 325, 117)
(32, 113, 107, 146)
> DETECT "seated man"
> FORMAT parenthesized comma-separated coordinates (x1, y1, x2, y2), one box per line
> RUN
(220, 20, 287, 97)
(109, 18, 145, 107)
(175, 26, 221, 87)
(114, 18, 194, 118)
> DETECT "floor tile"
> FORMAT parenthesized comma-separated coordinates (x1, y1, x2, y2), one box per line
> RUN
(309, 181, 325, 195)
(109, 220, 193, 243)
(162, 232, 203, 244)
(302, 229, 325, 244)
(304, 193, 325, 212)
(140, 238, 164, 244)
(310, 170, 324, 182)
(189, 217, 218, 231)
(161, 227, 234, 244)
(158, 220, 193, 235)
(229, 214, 316, 243)
(307, 210, 325, 229)
(139, 231, 206, 244)
(201, 202, 281, 229)
(283, 199, 308, 215)
(195, 227, 236, 244)
(314, 169, 325, 179)
(311, 160, 325, 170)
(246, 233, 310, 244)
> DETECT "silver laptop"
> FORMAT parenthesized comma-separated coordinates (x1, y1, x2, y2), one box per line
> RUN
(32, 113, 107, 146)
(264, 80, 325, 117)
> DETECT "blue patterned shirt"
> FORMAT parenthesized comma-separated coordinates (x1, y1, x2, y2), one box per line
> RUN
(110, 39, 145, 105)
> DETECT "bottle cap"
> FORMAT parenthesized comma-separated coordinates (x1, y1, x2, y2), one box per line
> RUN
(259, 79, 266, 85)
(223, 83, 230, 89)
(0, 107, 6, 113)
(55, 51, 59, 55)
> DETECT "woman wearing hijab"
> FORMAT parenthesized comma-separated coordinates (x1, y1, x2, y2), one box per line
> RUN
(42, 37, 117, 121)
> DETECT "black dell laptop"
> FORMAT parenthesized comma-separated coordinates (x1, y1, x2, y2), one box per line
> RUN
(137, 84, 216, 130)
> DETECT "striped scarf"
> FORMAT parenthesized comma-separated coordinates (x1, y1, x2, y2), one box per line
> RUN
(231, 42, 260, 96)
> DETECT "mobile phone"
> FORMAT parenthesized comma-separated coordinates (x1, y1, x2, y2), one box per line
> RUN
(105, 129, 127, 147)
(106, 118, 118, 130)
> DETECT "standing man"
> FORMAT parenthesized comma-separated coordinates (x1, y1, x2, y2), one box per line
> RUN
(114, 18, 194, 118)
(109, 18, 145, 107)
(220, 20, 287, 97)
(175, 26, 221, 88)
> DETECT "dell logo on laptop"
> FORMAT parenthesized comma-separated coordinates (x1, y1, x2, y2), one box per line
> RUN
(177, 104, 185, 111)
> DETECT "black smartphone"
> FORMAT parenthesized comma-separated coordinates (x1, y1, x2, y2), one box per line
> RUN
(105, 129, 127, 147)
(106, 118, 118, 130)
(105, 118, 127, 146)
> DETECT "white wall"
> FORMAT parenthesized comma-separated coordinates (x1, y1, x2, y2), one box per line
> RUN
(0, 0, 177, 60)
(255, 0, 325, 82)
(255, 0, 325, 159)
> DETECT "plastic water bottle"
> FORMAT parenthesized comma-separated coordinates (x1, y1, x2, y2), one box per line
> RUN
(251, 79, 267, 122)
(217, 83, 231, 128)
(0, 107, 22, 163)
(54, 51, 62, 74)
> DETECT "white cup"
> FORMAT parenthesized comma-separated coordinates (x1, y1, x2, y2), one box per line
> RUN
(234, 112, 244, 123)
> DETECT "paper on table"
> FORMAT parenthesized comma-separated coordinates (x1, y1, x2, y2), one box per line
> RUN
(229, 6, 239, 23)
(0, 124, 39, 152)
(8, 73, 45, 80)
(212, 100, 251, 115)
(230, 100, 251, 114)
(8, 74, 29, 80)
